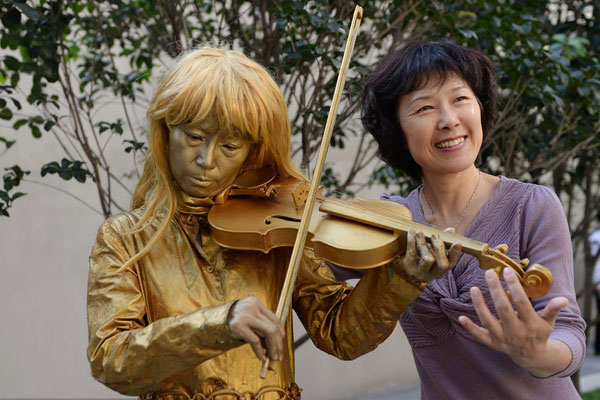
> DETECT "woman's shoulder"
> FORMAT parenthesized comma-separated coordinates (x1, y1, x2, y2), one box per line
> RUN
(492, 177, 567, 245)
(497, 176, 561, 210)
(99, 209, 146, 235)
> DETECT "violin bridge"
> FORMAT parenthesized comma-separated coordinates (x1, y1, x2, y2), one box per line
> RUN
(292, 181, 310, 209)
(291, 181, 322, 209)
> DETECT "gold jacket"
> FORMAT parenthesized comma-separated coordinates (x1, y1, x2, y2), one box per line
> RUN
(87, 208, 423, 399)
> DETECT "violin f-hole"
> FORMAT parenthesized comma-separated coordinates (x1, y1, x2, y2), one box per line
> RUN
(265, 215, 302, 225)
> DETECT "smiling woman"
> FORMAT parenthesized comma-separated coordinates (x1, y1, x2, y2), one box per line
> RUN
(333, 40, 586, 399)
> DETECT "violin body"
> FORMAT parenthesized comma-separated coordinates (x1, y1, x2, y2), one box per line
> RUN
(209, 177, 406, 269)
(208, 177, 553, 298)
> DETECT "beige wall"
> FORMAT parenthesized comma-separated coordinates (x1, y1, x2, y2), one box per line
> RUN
(0, 129, 418, 398)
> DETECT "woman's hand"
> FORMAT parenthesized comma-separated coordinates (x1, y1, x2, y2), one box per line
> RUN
(227, 296, 285, 362)
(396, 230, 462, 282)
(458, 268, 572, 377)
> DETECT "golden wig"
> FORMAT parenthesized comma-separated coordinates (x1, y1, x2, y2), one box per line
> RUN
(127, 47, 304, 265)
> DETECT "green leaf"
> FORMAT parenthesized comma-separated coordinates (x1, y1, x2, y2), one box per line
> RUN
(3, 165, 30, 192)
(68, 45, 80, 59)
(123, 139, 146, 153)
(31, 125, 41, 138)
(0, 137, 16, 149)
(73, 170, 86, 183)
(310, 15, 325, 26)
(4, 56, 21, 71)
(43, 120, 55, 131)
(327, 21, 340, 33)
(1, 8, 21, 29)
(577, 86, 591, 97)
(511, 22, 531, 34)
(13, 119, 27, 129)
(10, 191, 26, 201)
(10, 98, 21, 110)
(40, 162, 59, 177)
(0, 108, 13, 120)
(276, 18, 287, 30)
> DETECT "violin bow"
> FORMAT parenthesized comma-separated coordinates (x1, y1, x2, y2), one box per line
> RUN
(260, 5, 363, 378)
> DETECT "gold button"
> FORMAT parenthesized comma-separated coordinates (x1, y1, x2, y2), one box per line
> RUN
(206, 266, 215, 273)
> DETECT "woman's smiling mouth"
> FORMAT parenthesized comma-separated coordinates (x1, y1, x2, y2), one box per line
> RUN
(436, 136, 466, 149)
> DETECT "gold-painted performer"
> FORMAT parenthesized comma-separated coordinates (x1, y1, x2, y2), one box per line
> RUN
(86, 47, 459, 399)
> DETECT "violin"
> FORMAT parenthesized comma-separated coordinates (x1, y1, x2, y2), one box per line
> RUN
(208, 176, 553, 299)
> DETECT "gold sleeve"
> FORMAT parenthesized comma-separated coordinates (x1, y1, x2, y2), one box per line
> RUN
(293, 250, 423, 360)
(86, 219, 242, 396)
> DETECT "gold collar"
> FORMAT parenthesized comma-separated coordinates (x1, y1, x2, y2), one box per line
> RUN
(176, 188, 230, 216)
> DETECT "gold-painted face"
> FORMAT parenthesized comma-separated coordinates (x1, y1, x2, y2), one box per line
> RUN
(169, 119, 252, 198)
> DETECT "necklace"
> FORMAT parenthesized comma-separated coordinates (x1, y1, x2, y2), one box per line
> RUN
(421, 170, 482, 230)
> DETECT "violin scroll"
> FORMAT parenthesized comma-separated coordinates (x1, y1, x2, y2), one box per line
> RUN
(521, 264, 554, 298)
(479, 246, 553, 298)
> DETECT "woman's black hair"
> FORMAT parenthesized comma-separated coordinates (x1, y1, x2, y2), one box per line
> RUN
(361, 40, 498, 182)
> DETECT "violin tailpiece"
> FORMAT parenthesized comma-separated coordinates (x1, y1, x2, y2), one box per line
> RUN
(228, 184, 279, 199)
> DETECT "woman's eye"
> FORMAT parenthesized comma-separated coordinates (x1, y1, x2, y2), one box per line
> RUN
(223, 144, 239, 151)
(185, 132, 204, 141)
(416, 105, 433, 113)
(455, 96, 468, 102)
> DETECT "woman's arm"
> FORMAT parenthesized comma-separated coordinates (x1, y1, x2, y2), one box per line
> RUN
(459, 185, 586, 378)
(293, 232, 459, 360)
(87, 217, 243, 395)
(459, 268, 572, 377)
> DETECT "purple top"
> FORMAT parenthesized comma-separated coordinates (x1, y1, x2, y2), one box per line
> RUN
(334, 177, 585, 399)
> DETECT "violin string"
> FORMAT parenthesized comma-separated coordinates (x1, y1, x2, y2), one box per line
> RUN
(320, 189, 411, 226)
(345, 198, 398, 222)
(323, 196, 403, 226)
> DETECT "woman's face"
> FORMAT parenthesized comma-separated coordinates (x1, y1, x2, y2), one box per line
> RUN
(397, 74, 483, 177)
(169, 119, 252, 198)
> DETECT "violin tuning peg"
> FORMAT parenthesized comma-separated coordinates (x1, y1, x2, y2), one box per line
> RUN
(519, 258, 530, 268)
(494, 244, 509, 254)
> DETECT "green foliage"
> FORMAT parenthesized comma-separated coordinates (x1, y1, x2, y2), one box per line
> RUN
(372, 165, 418, 197)
(0, 0, 599, 221)
(123, 139, 147, 154)
(0, 0, 162, 217)
(41, 158, 93, 183)
(1, 165, 30, 216)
